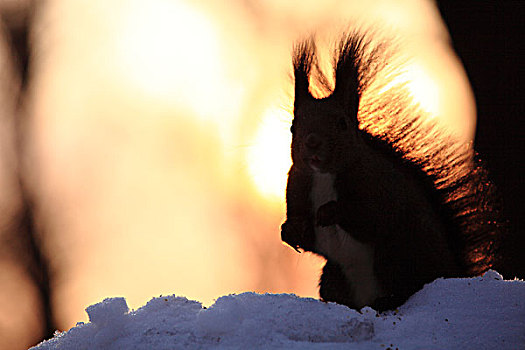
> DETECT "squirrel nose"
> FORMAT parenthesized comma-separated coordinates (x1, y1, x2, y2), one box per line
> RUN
(305, 133, 322, 149)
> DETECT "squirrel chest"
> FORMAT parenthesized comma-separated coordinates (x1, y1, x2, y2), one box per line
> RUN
(310, 172, 383, 308)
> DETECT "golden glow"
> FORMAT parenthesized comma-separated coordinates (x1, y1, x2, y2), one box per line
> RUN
(114, 0, 244, 138)
(25, 0, 476, 331)
(403, 63, 441, 117)
(247, 107, 293, 199)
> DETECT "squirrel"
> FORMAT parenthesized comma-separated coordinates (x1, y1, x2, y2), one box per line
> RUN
(281, 33, 506, 311)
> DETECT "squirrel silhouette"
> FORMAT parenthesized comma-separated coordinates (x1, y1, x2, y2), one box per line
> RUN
(281, 33, 506, 311)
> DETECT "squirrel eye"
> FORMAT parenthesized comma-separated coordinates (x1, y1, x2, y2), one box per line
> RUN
(338, 117, 348, 131)
(290, 124, 295, 134)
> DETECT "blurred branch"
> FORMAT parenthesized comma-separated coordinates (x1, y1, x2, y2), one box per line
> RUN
(1, 0, 58, 343)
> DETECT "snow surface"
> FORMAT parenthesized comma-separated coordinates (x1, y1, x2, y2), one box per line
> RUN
(33, 270, 524, 350)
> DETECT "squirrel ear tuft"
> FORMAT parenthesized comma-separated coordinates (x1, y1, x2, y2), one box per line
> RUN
(293, 40, 316, 111)
(332, 35, 365, 123)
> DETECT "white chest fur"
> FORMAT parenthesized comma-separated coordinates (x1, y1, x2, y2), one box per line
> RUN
(310, 172, 382, 309)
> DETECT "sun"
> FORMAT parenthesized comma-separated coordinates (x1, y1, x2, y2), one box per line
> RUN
(403, 63, 441, 118)
(247, 107, 293, 200)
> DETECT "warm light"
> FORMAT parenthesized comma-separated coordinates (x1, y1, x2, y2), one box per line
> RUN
(403, 63, 440, 117)
(114, 0, 243, 126)
(23, 0, 477, 338)
(247, 106, 292, 199)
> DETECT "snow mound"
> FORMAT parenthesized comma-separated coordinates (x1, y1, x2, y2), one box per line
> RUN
(33, 270, 525, 349)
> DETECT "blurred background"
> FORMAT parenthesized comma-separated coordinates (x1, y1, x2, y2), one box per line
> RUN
(0, 0, 522, 348)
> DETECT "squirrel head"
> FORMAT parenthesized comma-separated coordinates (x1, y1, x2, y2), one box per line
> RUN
(291, 96, 360, 174)
(291, 37, 363, 174)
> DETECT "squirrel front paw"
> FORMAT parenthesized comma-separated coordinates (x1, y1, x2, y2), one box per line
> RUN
(281, 217, 314, 252)
(317, 200, 338, 227)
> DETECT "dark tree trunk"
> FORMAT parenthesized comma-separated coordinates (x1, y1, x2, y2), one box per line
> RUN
(437, 2, 525, 278)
